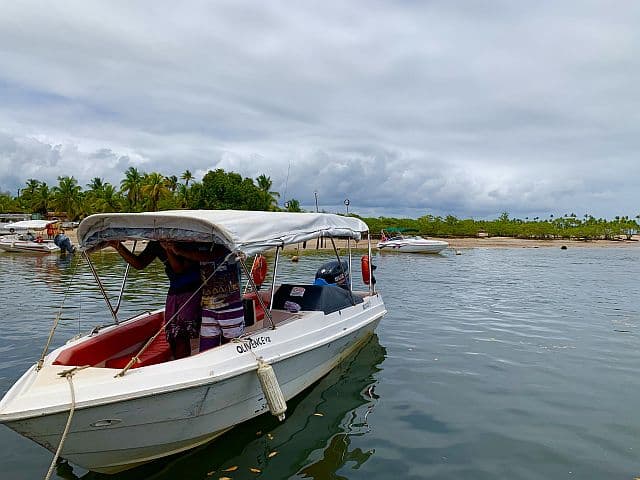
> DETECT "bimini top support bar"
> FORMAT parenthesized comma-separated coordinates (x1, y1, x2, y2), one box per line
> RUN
(238, 255, 276, 330)
(268, 246, 282, 321)
(84, 251, 120, 325)
(368, 233, 374, 295)
(112, 241, 136, 317)
(329, 237, 356, 306)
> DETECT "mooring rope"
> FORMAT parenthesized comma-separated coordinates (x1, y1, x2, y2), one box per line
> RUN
(37, 254, 83, 371)
(43, 365, 89, 480)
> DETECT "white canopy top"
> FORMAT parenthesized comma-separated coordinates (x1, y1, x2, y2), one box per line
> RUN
(0, 219, 57, 231)
(78, 210, 369, 255)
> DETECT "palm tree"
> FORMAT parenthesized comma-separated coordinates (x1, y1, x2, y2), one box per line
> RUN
(24, 178, 41, 197)
(178, 170, 194, 207)
(28, 183, 50, 215)
(176, 183, 189, 208)
(120, 167, 143, 211)
(52, 176, 82, 219)
(19, 178, 42, 211)
(87, 177, 105, 193)
(256, 174, 280, 210)
(93, 184, 122, 212)
(141, 172, 169, 211)
(84, 177, 106, 214)
(180, 170, 194, 187)
(165, 175, 178, 193)
(0, 193, 18, 213)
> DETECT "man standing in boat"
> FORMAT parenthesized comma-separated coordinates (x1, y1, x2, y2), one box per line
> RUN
(168, 243, 245, 352)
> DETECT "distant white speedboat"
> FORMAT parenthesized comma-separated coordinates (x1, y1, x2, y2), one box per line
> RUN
(0, 220, 61, 253)
(377, 230, 448, 254)
(0, 236, 60, 253)
(0, 210, 386, 474)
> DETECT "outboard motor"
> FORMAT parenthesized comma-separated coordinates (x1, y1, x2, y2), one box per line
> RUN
(54, 232, 76, 254)
(315, 260, 350, 289)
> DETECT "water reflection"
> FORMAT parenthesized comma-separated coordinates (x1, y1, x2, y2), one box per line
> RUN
(60, 335, 386, 480)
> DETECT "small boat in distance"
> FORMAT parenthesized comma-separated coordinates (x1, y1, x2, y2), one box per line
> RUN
(377, 228, 448, 254)
(0, 220, 61, 254)
(0, 210, 386, 474)
(0, 213, 31, 234)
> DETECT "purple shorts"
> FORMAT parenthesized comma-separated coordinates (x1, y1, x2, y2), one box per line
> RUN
(164, 288, 202, 346)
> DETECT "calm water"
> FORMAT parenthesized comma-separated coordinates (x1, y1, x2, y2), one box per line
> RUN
(1, 246, 640, 479)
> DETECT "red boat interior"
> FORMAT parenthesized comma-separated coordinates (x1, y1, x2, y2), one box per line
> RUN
(53, 293, 268, 369)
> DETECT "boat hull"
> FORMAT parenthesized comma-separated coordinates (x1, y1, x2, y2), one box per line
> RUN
(0, 239, 60, 254)
(2, 300, 384, 473)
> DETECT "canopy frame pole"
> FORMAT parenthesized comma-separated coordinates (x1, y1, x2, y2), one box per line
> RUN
(84, 251, 119, 324)
(238, 255, 276, 330)
(113, 241, 136, 316)
(113, 264, 130, 316)
(368, 233, 374, 295)
(347, 237, 353, 291)
(243, 255, 258, 294)
(268, 246, 282, 314)
(329, 237, 356, 306)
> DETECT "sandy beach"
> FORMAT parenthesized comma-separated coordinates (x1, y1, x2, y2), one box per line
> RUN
(445, 235, 640, 249)
(63, 228, 640, 252)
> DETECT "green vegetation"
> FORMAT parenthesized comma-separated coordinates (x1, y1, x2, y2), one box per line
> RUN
(358, 211, 639, 241)
(1, 169, 289, 220)
(1, 169, 638, 240)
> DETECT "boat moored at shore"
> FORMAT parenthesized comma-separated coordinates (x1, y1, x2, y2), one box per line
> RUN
(0, 220, 61, 254)
(377, 228, 448, 254)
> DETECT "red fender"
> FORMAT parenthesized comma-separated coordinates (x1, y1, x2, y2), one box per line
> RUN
(361, 255, 371, 285)
(251, 254, 268, 287)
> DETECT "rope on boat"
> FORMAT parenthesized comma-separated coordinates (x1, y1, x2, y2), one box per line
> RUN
(243, 255, 259, 294)
(43, 365, 89, 480)
(37, 254, 83, 371)
(115, 251, 237, 377)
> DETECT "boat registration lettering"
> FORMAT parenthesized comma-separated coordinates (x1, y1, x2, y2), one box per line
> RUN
(236, 336, 272, 354)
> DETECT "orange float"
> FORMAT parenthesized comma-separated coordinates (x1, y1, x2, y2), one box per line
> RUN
(251, 254, 268, 286)
(361, 255, 371, 285)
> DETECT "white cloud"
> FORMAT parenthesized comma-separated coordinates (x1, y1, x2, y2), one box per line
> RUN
(0, 1, 639, 219)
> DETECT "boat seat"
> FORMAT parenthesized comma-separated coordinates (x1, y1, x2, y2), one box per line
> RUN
(105, 333, 172, 369)
(53, 312, 165, 367)
(272, 284, 362, 315)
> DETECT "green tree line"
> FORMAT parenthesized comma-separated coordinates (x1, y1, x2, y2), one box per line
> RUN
(0, 168, 302, 219)
(358, 211, 639, 241)
(1, 169, 637, 240)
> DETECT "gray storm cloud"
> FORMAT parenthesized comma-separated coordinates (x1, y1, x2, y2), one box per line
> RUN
(0, 1, 638, 219)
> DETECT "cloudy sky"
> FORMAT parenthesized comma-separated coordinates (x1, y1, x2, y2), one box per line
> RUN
(0, 1, 638, 219)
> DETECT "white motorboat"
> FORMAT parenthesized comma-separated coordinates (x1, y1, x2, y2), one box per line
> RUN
(377, 229, 448, 254)
(0, 220, 61, 253)
(0, 213, 31, 234)
(0, 210, 385, 474)
(0, 236, 60, 253)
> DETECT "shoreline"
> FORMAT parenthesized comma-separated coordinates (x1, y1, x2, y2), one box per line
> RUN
(444, 235, 640, 249)
(63, 229, 640, 252)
